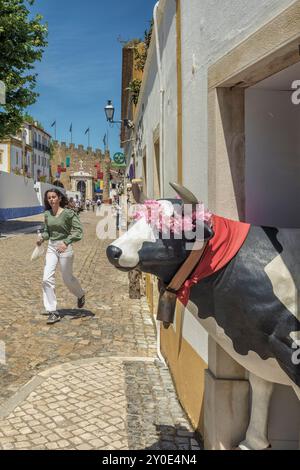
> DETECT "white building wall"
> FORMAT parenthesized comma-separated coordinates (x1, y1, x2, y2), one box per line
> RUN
(0, 172, 44, 220)
(31, 126, 51, 182)
(135, 0, 299, 352)
(0, 144, 9, 172)
(180, 0, 297, 203)
(10, 144, 22, 172)
(134, 0, 177, 198)
(245, 88, 300, 227)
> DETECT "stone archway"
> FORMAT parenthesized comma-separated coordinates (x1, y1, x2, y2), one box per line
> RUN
(77, 180, 86, 200)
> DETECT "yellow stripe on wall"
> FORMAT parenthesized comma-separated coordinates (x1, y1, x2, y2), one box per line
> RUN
(176, 0, 183, 184)
(7, 142, 11, 173)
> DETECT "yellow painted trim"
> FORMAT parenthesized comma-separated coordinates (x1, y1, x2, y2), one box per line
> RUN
(161, 302, 207, 434)
(7, 142, 11, 173)
(146, 274, 154, 314)
(176, 0, 183, 184)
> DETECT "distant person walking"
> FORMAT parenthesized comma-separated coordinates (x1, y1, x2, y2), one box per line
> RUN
(96, 197, 102, 215)
(36, 188, 85, 324)
(112, 196, 121, 231)
(67, 197, 76, 211)
(74, 195, 81, 215)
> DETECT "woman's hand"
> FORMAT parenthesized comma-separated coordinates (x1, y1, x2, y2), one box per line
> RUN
(36, 239, 44, 247)
(56, 242, 68, 253)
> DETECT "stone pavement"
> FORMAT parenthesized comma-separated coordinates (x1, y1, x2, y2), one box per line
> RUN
(0, 211, 201, 450)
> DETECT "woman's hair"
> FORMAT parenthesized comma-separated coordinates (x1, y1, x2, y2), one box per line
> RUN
(44, 188, 69, 210)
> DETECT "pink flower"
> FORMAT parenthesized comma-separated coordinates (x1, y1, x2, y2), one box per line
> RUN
(132, 199, 213, 234)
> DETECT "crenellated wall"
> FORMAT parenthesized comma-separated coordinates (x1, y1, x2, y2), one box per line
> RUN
(51, 141, 103, 191)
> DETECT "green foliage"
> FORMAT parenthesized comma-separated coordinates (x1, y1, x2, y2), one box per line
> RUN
(49, 140, 55, 160)
(126, 21, 153, 106)
(126, 79, 142, 106)
(0, 0, 48, 139)
(134, 21, 153, 72)
(23, 112, 43, 129)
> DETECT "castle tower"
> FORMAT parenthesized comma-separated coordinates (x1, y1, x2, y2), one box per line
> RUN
(51, 141, 108, 200)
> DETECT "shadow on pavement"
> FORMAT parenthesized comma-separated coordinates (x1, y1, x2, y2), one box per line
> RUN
(143, 424, 202, 450)
(0, 220, 43, 236)
(58, 308, 95, 319)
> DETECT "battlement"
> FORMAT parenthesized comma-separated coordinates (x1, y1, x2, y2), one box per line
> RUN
(52, 140, 103, 157)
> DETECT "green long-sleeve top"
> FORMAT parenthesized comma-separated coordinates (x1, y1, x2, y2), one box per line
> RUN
(42, 209, 83, 245)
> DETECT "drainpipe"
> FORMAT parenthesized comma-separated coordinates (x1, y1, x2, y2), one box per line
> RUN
(153, 1, 167, 367)
(153, 1, 165, 197)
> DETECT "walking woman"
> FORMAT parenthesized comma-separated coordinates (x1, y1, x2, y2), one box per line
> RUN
(37, 188, 85, 324)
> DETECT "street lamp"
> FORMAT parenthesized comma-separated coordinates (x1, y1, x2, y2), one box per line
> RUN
(104, 100, 134, 129)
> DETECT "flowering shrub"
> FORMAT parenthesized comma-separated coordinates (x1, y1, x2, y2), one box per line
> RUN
(132, 200, 212, 237)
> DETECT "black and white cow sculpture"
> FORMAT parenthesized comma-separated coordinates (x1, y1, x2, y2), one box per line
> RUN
(106, 183, 300, 450)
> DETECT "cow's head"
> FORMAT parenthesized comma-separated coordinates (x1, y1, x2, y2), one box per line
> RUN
(106, 183, 214, 284)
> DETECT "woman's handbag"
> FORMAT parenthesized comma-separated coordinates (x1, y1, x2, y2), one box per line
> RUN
(30, 231, 45, 261)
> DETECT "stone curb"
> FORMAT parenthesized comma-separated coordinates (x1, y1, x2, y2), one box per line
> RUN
(0, 356, 158, 420)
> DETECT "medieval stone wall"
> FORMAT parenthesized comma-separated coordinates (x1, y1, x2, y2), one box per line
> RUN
(51, 141, 103, 190)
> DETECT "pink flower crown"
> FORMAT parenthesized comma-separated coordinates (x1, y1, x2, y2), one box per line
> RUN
(132, 199, 213, 235)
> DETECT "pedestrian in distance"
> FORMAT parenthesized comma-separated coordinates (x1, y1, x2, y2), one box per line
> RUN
(67, 197, 76, 212)
(96, 197, 102, 215)
(112, 196, 121, 232)
(36, 188, 85, 324)
(74, 195, 81, 216)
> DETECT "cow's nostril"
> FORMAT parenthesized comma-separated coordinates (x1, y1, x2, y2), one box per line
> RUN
(106, 245, 122, 262)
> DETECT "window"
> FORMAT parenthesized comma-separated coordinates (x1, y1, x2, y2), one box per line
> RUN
(16, 152, 19, 166)
(38, 155, 40, 166)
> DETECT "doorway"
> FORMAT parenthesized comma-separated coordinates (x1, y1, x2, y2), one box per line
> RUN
(245, 61, 300, 228)
(77, 180, 86, 201)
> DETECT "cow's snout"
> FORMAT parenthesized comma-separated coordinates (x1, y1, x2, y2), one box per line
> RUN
(106, 245, 122, 266)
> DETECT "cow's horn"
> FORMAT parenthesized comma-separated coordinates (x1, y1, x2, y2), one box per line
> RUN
(169, 182, 199, 204)
(131, 181, 148, 204)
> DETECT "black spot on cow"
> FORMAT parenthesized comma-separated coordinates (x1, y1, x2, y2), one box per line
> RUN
(190, 226, 300, 387)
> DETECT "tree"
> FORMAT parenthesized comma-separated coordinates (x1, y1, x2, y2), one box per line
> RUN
(0, 0, 48, 139)
(23, 112, 43, 129)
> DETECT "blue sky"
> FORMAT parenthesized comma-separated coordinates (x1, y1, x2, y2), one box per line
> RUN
(28, 0, 156, 155)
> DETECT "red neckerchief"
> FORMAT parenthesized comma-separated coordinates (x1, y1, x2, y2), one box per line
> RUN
(177, 215, 251, 306)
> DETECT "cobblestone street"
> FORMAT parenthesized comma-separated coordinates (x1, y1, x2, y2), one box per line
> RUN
(0, 211, 201, 450)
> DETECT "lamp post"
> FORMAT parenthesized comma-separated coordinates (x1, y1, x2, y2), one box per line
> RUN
(103, 100, 134, 204)
(104, 100, 134, 129)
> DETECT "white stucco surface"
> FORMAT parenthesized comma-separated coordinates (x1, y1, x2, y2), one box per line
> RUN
(0, 144, 9, 172)
(246, 87, 300, 228)
(0, 172, 40, 209)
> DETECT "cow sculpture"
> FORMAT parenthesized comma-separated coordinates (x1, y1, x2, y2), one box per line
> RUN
(106, 182, 300, 450)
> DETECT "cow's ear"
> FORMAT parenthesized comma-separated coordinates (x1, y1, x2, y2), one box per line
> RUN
(132, 182, 148, 204)
(170, 182, 198, 205)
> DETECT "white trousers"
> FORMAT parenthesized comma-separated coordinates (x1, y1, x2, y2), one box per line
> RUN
(43, 241, 84, 312)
